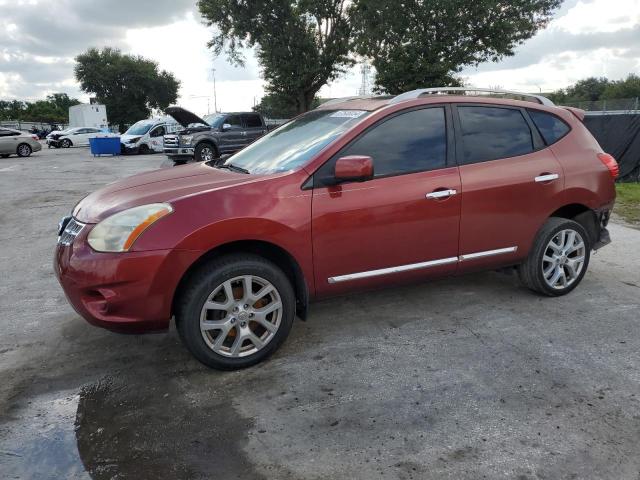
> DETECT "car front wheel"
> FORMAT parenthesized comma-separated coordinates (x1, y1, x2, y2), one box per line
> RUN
(176, 254, 295, 370)
(194, 143, 217, 163)
(61, 139, 72, 148)
(518, 217, 591, 296)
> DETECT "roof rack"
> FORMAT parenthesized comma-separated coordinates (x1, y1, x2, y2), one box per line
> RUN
(389, 87, 555, 106)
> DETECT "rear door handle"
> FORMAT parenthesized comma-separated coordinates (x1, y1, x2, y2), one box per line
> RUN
(535, 173, 559, 183)
(426, 189, 457, 199)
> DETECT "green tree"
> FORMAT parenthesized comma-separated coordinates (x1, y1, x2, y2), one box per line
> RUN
(198, 0, 353, 113)
(602, 74, 640, 100)
(74, 48, 180, 131)
(0, 94, 80, 123)
(351, 0, 562, 93)
(253, 93, 322, 118)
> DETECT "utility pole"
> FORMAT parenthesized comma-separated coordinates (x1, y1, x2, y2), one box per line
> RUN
(212, 68, 218, 113)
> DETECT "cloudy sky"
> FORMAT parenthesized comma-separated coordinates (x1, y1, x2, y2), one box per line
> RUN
(1, 0, 639, 116)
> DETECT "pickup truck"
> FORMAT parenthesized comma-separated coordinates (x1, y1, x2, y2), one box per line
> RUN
(163, 107, 268, 164)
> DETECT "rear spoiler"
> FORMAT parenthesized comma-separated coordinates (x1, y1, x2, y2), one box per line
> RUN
(561, 106, 586, 122)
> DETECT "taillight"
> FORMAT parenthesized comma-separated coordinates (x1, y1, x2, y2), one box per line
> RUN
(598, 153, 619, 179)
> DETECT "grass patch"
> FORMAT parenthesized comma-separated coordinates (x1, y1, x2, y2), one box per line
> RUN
(615, 183, 640, 226)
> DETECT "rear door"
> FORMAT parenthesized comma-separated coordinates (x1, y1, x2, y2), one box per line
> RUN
(241, 113, 267, 145)
(453, 104, 565, 270)
(311, 106, 461, 297)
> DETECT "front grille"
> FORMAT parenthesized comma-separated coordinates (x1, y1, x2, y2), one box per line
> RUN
(164, 135, 179, 147)
(58, 219, 86, 246)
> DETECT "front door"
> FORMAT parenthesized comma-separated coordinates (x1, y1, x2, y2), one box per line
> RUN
(218, 114, 245, 153)
(148, 125, 166, 152)
(453, 104, 565, 270)
(311, 106, 461, 297)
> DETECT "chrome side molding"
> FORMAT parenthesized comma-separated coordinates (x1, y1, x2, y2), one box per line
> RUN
(328, 247, 518, 284)
(328, 257, 459, 284)
(458, 246, 518, 261)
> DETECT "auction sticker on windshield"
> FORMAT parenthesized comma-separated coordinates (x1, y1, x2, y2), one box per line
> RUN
(329, 110, 367, 118)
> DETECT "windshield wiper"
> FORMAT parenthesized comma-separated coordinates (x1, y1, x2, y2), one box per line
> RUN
(216, 163, 250, 174)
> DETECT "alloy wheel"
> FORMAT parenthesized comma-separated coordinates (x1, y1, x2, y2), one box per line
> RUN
(542, 229, 586, 290)
(200, 146, 213, 162)
(18, 144, 31, 157)
(200, 275, 282, 357)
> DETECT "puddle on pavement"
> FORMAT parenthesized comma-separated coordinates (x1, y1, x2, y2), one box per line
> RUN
(0, 389, 89, 479)
(1, 374, 265, 479)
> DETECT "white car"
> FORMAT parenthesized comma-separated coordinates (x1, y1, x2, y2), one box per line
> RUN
(121, 118, 179, 154)
(49, 127, 117, 148)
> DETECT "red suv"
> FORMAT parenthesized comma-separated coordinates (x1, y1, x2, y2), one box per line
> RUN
(55, 88, 618, 370)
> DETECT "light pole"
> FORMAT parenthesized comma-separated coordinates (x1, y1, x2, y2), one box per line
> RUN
(212, 68, 218, 113)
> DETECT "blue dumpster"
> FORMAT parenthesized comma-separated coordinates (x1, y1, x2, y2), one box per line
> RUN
(89, 136, 121, 156)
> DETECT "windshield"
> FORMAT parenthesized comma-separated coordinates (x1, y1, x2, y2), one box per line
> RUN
(221, 110, 369, 174)
(125, 121, 154, 136)
(203, 113, 225, 128)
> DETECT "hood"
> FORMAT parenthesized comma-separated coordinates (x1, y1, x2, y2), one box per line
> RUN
(73, 163, 251, 223)
(120, 134, 141, 144)
(165, 106, 210, 128)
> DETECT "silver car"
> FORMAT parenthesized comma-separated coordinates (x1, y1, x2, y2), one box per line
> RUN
(0, 128, 42, 158)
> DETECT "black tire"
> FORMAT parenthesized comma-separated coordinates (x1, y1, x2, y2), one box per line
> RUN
(176, 254, 296, 370)
(1, 154, 10, 158)
(139, 144, 150, 155)
(518, 217, 591, 297)
(194, 142, 217, 163)
(61, 139, 72, 148)
(16, 143, 32, 157)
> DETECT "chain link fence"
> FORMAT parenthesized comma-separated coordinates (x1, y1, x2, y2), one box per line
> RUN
(563, 98, 640, 113)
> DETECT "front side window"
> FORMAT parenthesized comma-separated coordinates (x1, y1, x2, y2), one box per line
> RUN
(220, 110, 370, 174)
(458, 106, 534, 164)
(225, 115, 242, 128)
(528, 110, 570, 145)
(336, 107, 447, 177)
(125, 121, 154, 136)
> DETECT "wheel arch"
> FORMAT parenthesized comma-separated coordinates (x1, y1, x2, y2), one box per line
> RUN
(549, 203, 598, 245)
(195, 139, 219, 157)
(171, 239, 309, 322)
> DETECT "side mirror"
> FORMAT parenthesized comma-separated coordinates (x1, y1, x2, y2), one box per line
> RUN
(334, 155, 374, 183)
(221, 123, 232, 131)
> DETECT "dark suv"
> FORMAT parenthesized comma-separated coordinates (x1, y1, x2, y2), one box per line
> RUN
(55, 88, 617, 370)
(163, 107, 268, 164)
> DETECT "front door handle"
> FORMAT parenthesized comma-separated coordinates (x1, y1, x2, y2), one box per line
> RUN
(426, 189, 457, 200)
(535, 173, 559, 183)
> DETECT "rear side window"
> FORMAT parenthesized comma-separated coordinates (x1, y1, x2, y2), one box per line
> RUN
(457, 106, 534, 164)
(226, 115, 242, 128)
(242, 114, 263, 128)
(528, 110, 570, 145)
(339, 107, 447, 177)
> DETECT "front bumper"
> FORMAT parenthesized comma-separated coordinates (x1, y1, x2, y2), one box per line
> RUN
(164, 147, 194, 158)
(121, 143, 140, 154)
(54, 225, 202, 334)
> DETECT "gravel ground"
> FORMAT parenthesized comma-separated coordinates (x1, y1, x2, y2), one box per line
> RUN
(1, 146, 639, 480)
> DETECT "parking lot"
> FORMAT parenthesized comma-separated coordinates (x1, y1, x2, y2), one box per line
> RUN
(1, 145, 640, 479)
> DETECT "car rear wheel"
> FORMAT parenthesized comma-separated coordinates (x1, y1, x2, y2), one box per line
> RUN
(195, 143, 217, 163)
(61, 139, 72, 148)
(176, 254, 295, 370)
(17, 143, 32, 157)
(518, 217, 590, 296)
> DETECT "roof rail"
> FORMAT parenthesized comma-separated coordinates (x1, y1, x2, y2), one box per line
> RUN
(320, 96, 373, 107)
(389, 87, 555, 107)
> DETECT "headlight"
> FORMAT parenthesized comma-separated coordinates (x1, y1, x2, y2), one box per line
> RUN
(126, 137, 141, 144)
(88, 203, 173, 252)
(181, 135, 193, 146)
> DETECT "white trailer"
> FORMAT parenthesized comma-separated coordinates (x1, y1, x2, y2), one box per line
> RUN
(68, 104, 109, 129)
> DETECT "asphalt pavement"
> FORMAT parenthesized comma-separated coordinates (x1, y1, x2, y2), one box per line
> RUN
(1, 146, 639, 479)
